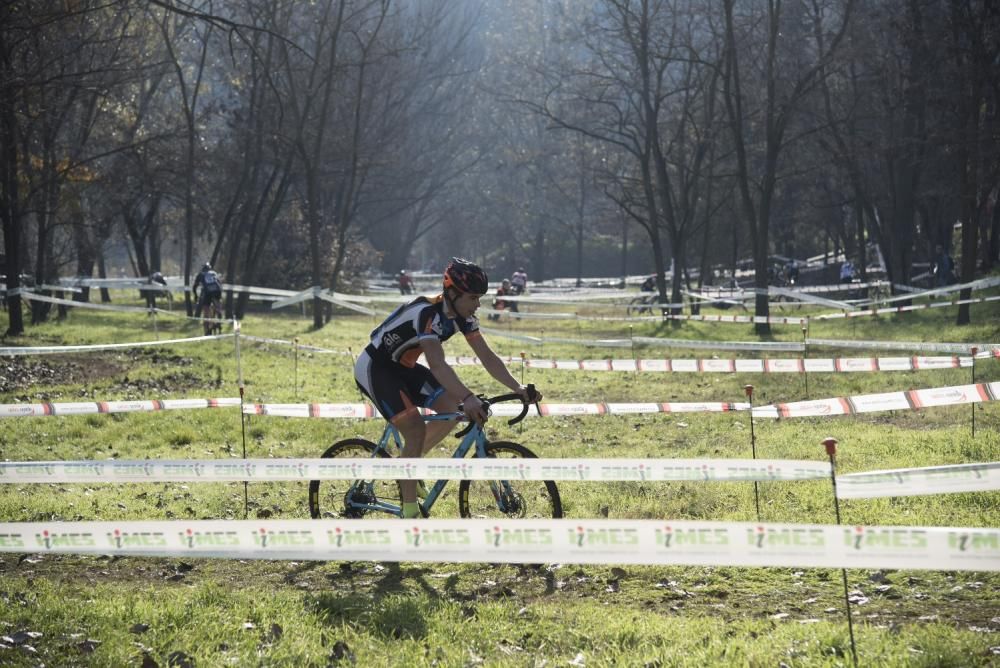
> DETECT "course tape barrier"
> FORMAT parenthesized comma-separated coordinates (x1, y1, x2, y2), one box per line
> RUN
(0, 457, 831, 484)
(246, 401, 751, 418)
(754, 382, 1000, 419)
(0, 334, 229, 356)
(3, 381, 997, 420)
(0, 519, 996, 570)
(806, 338, 999, 354)
(837, 462, 1000, 499)
(19, 291, 231, 327)
(19, 291, 176, 316)
(608, 292, 1000, 326)
(246, 381, 999, 419)
(4, 458, 996, 499)
(240, 334, 343, 354)
(480, 327, 806, 352)
(0, 398, 241, 418)
(441, 353, 995, 373)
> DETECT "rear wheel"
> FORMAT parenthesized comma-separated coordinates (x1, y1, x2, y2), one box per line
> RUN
(308, 438, 401, 519)
(458, 441, 563, 519)
(627, 296, 652, 317)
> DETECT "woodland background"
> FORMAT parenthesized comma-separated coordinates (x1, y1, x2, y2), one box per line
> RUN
(2, 0, 998, 332)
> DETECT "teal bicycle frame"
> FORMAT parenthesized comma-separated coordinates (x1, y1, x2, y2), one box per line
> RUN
(309, 386, 562, 520)
(355, 411, 490, 517)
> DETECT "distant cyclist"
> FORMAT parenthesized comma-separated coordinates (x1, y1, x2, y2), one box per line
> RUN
(489, 278, 513, 321)
(354, 257, 540, 519)
(784, 260, 799, 286)
(398, 270, 414, 295)
(510, 267, 527, 295)
(193, 262, 222, 317)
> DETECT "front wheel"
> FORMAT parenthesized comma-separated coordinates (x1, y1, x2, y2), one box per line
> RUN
(308, 438, 401, 519)
(458, 441, 563, 519)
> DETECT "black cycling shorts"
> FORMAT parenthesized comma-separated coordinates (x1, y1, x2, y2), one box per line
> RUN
(354, 348, 446, 422)
(199, 288, 222, 306)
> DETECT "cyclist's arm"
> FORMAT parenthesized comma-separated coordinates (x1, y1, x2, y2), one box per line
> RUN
(467, 332, 541, 402)
(420, 337, 486, 422)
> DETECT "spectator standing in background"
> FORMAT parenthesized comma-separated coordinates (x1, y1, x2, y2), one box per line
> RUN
(142, 271, 168, 310)
(933, 245, 955, 287)
(839, 260, 855, 283)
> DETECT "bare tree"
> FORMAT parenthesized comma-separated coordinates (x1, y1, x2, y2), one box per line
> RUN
(722, 0, 853, 334)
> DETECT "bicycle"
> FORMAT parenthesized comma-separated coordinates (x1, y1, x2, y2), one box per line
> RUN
(626, 293, 656, 317)
(866, 281, 891, 309)
(308, 388, 563, 519)
(202, 293, 223, 335)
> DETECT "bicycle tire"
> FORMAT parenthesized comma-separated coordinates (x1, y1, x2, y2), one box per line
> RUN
(308, 438, 401, 519)
(627, 296, 652, 318)
(458, 441, 563, 519)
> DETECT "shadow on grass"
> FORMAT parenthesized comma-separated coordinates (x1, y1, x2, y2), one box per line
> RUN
(307, 560, 560, 640)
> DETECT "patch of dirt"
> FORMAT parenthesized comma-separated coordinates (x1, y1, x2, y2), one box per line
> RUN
(106, 370, 211, 397)
(0, 350, 203, 397)
(0, 355, 125, 394)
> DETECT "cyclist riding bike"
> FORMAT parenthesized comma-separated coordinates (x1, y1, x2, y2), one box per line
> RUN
(193, 262, 223, 323)
(510, 267, 527, 295)
(354, 257, 541, 519)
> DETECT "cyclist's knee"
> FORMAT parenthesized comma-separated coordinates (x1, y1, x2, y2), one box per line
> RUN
(393, 409, 426, 455)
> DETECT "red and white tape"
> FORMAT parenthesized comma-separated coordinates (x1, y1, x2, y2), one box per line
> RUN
(443, 353, 992, 373)
(0, 398, 241, 418)
(755, 382, 1000, 418)
(2, 381, 997, 420)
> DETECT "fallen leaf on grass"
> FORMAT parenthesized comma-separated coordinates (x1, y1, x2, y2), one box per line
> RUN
(77, 639, 100, 653)
(6, 630, 42, 645)
(167, 650, 194, 667)
(329, 640, 355, 664)
(847, 591, 869, 605)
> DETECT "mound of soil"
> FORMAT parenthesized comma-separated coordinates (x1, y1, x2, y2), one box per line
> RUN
(0, 350, 200, 396)
(0, 356, 124, 394)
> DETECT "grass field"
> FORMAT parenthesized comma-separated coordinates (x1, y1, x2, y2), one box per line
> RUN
(1, 290, 999, 667)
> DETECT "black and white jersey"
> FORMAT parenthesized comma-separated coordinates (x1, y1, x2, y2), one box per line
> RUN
(367, 296, 480, 367)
